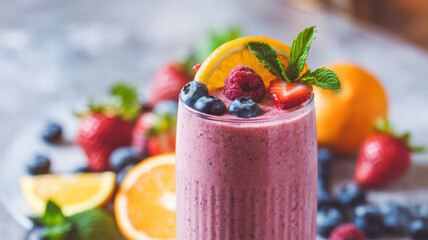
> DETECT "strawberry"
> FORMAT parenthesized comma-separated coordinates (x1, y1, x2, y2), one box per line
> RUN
(132, 109, 176, 156)
(355, 119, 424, 188)
(76, 83, 141, 172)
(149, 62, 192, 106)
(269, 79, 313, 110)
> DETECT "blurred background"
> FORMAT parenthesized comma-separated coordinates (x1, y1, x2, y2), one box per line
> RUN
(1, 0, 428, 239)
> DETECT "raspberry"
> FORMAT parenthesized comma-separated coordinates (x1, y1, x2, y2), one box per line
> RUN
(329, 224, 366, 240)
(223, 65, 265, 102)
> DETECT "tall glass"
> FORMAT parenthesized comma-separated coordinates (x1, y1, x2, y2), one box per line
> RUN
(176, 96, 317, 240)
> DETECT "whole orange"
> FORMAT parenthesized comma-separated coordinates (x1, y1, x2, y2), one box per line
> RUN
(314, 63, 388, 155)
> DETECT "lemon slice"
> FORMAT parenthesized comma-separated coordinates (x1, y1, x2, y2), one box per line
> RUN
(20, 172, 116, 216)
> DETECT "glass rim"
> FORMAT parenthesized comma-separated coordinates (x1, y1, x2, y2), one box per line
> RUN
(179, 93, 315, 124)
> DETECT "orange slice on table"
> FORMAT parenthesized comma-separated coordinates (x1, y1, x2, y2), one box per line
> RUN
(20, 172, 116, 216)
(194, 36, 308, 90)
(115, 153, 176, 240)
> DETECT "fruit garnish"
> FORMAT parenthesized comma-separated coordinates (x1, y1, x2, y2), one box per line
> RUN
(76, 83, 139, 171)
(228, 96, 261, 118)
(179, 81, 209, 107)
(20, 172, 116, 216)
(314, 63, 388, 155)
(194, 96, 227, 116)
(329, 224, 365, 240)
(194, 36, 295, 90)
(269, 79, 313, 109)
(223, 65, 265, 102)
(355, 118, 425, 188)
(115, 154, 176, 240)
(246, 26, 341, 109)
(192, 63, 202, 72)
(29, 200, 121, 240)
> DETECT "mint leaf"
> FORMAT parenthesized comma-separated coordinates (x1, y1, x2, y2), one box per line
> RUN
(286, 26, 317, 80)
(42, 200, 66, 227)
(68, 209, 121, 240)
(246, 41, 288, 82)
(301, 68, 340, 90)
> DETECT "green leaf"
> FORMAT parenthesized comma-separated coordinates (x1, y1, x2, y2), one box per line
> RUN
(301, 68, 341, 90)
(286, 26, 317, 80)
(374, 118, 393, 134)
(68, 209, 121, 240)
(110, 83, 138, 107)
(43, 221, 73, 240)
(412, 146, 426, 153)
(246, 41, 289, 82)
(42, 200, 66, 227)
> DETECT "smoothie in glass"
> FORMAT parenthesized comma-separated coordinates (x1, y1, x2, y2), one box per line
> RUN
(176, 93, 317, 239)
(176, 28, 340, 240)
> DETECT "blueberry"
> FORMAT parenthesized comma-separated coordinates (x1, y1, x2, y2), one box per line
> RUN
(179, 81, 209, 107)
(117, 164, 135, 186)
(409, 218, 428, 240)
(378, 202, 412, 235)
(26, 227, 46, 240)
(41, 122, 62, 143)
(318, 190, 343, 210)
(194, 96, 226, 116)
(336, 182, 366, 207)
(228, 96, 260, 118)
(318, 148, 332, 195)
(109, 147, 143, 173)
(354, 205, 384, 238)
(317, 206, 346, 238)
(153, 100, 178, 116)
(73, 166, 92, 173)
(27, 155, 50, 175)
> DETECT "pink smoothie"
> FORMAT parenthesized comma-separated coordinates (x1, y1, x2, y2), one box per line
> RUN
(176, 89, 317, 239)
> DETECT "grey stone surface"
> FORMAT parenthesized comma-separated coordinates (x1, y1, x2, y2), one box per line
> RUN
(0, 0, 427, 239)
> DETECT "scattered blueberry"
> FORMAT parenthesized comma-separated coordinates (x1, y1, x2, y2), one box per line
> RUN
(109, 147, 143, 173)
(41, 122, 62, 143)
(27, 155, 51, 175)
(409, 218, 428, 240)
(153, 100, 178, 116)
(179, 81, 209, 107)
(318, 190, 342, 210)
(378, 202, 412, 235)
(336, 182, 366, 208)
(317, 206, 346, 238)
(411, 205, 428, 219)
(26, 227, 46, 240)
(228, 96, 260, 118)
(354, 205, 384, 238)
(73, 166, 92, 173)
(194, 96, 227, 116)
(117, 164, 135, 186)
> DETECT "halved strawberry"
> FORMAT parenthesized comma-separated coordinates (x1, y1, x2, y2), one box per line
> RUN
(269, 79, 313, 110)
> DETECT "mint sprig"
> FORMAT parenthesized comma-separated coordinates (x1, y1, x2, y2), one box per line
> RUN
(246, 41, 289, 82)
(286, 26, 317, 80)
(30, 200, 121, 240)
(246, 26, 341, 90)
(301, 68, 340, 90)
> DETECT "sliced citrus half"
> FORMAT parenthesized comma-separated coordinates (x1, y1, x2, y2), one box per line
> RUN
(115, 153, 176, 240)
(20, 172, 116, 216)
(194, 36, 308, 90)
